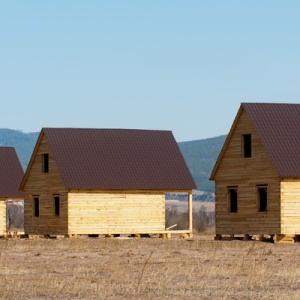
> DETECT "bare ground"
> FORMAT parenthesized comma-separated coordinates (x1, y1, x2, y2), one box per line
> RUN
(0, 231, 300, 299)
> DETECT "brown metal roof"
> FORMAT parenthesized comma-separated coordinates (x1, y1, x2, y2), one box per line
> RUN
(41, 128, 196, 190)
(242, 103, 300, 177)
(0, 147, 24, 197)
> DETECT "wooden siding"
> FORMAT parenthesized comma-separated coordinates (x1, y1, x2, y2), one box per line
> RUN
(214, 109, 281, 235)
(22, 133, 66, 193)
(0, 198, 6, 235)
(24, 192, 68, 235)
(23, 133, 68, 235)
(68, 190, 166, 235)
(281, 179, 300, 234)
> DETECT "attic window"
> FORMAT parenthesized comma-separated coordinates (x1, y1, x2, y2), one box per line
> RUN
(42, 153, 49, 173)
(257, 185, 267, 212)
(228, 186, 238, 213)
(243, 134, 252, 158)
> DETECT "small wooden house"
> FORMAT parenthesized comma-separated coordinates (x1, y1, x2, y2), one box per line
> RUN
(0, 147, 24, 235)
(20, 128, 196, 237)
(210, 103, 300, 242)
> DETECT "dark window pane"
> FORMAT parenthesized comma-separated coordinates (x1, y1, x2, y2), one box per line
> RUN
(229, 188, 238, 213)
(54, 196, 60, 216)
(33, 197, 39, 217)
(42, 154, 49, 173)
(259, 187, 267, 212)
(243, 134, 252, 158)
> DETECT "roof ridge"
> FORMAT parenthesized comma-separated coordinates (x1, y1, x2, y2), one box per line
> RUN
(43, 127, 172, 132)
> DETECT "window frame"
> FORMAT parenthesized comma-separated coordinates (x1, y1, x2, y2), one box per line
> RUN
(227, 186, 238, 213)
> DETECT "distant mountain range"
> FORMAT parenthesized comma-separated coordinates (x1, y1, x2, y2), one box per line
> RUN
(0, 128, 226, 193)
(178, 135, 226, 192)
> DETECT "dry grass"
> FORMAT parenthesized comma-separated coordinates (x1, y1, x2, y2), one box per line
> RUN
(166, 200, 215, 213)
(0, 233, 300, 299)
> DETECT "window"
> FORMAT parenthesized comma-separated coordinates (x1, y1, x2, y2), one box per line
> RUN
(42, 153, 49, 173)
(257, 185, 267, 212)
(228, 186, 238, 213)
(243, 134, 252, 158)
(33, 197, 40, 217)
(53, 196, 60, 217)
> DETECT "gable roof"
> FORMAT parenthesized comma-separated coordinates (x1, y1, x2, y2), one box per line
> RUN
(0, 147, 24, 198)
(210, 103, 300, 179)
(22, 128, 196, 190)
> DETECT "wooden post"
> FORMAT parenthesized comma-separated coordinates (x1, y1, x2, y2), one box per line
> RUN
(188, 192, 193, 234)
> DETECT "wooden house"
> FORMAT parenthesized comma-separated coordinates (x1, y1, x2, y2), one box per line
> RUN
(0, 147, 24, 235)
(210, 103, 300, 242)
(20, 128, 196, 237)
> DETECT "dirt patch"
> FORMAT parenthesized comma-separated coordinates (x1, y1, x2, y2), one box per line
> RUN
(0, 234, 300, 299)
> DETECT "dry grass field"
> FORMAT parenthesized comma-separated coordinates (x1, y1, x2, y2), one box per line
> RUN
(1, 231, 300, 299)
(166, 200, 215, 213)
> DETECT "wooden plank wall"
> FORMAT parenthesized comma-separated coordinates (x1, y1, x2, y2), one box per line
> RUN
(0, 199, 6, 235)
(22, 133, 68, 235)
(281, 179, 300, 234)
(214, 109, 281, 235)
(22, 133, 66, 193)
(68, 190, 165, 235)
(23, 192, 68, 235)
(215, 180, 280, 235)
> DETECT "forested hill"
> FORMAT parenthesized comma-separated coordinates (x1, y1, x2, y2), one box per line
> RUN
(178, 135, 227, 192)
(0, 128, 226, 193)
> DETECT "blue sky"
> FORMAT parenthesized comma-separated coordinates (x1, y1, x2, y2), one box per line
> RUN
(1, 1, 300, 142)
